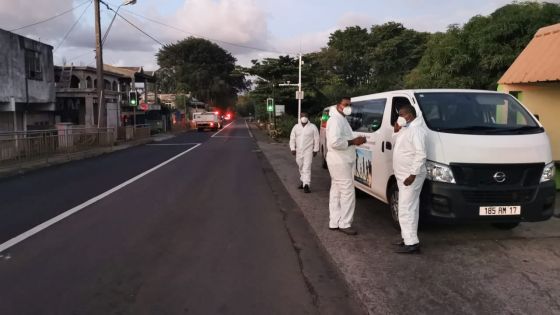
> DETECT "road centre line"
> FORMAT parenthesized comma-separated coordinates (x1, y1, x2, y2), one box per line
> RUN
(0, 143, 202, 254)
(211, 136, 252, 139)
(210, 122, 234, 138)
(245, 120, 254, 138)
(147, 143, 201, 146)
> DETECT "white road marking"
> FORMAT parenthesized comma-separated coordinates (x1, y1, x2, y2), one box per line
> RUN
(212, 136, 252, 139)
(245, 120, 254, 138)
(210, 122, 234, 138)
(0, 143, 202, 254)
(147, 143, 201, 146)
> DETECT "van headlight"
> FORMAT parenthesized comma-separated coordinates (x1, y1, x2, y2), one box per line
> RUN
(426, 160, 456, 184)
(540, 162, 556, 183)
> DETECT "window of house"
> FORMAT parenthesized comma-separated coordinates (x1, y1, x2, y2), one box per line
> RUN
(112, 81, 118, 91)
(25, 50, 43, 81)
(86, 77, 92, 88)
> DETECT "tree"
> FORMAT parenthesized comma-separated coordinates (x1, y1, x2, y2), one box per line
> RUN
(406, 2, 560, 89)
(156, 37, 247, 109)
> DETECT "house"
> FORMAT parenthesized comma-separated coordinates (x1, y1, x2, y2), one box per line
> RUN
(498, 23, 560, 161)
(0, 28, 55, 132)
(54, 65, 131, 128)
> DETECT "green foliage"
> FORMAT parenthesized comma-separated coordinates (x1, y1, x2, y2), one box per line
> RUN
(156, 37, 248, 108)
(406, 2, 560, 89)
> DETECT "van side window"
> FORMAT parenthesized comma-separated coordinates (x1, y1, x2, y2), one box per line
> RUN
(347, 99, 386, 132)
(390, 97, 412, 126)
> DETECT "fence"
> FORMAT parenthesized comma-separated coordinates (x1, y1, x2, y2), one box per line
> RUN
(116, 124, 151, 141)
(0, 127, 116, 165)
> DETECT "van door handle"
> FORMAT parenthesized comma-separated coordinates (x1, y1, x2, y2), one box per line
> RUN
(385, 142, 392, 150)
(381, 141, 385, 153)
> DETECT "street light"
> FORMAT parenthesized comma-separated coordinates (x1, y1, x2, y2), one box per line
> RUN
(101, 0, 136, 45)
(278, 53, 303, 123)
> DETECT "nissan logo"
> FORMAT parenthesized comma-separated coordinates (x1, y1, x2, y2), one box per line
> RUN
(493, 171, 507, 183)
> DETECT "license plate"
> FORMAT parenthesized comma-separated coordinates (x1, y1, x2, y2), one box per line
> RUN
(479, 206, 521, 216)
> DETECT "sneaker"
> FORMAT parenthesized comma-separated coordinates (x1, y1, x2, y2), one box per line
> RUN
(339, 227, 358, 235)
(303, 185, 310, 193)
(394, 243, 421, 254)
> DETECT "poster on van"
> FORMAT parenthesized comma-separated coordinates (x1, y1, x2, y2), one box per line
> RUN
(355, 149, 372, 187)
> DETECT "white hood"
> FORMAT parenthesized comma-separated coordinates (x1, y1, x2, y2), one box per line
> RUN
(428, 131, 552, 164)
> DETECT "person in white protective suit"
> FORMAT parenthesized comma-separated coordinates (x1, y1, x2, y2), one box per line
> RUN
(326, 97, 366, 236)
(392, 104, 427, 254)
(289, 112, 320, 193)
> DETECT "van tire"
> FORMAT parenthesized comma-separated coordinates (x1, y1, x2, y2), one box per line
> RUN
(492, 222, 520, 230)
(388, 181, 400, 231)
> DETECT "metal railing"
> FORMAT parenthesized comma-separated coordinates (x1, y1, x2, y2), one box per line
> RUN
(0, 127, 116, 165)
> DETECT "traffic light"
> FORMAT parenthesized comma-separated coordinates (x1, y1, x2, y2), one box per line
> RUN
(129, 90, 138, 106)
(266, 98, 274, 112)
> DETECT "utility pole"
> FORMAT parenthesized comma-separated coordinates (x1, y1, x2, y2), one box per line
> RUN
(94, 0, 105, 127)
(279, 53, 304, 124)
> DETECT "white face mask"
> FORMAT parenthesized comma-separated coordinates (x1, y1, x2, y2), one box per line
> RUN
(396, 116, 408, 127)
(342, 106, 352, 116)
(300, 117, 309, 124)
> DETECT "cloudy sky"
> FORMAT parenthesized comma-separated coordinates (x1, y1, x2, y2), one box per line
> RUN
(1, 0, 552, 70)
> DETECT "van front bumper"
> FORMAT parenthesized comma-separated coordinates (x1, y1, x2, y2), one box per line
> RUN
(420, 180, 556, 223)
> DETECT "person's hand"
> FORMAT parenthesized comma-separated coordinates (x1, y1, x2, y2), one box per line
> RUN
(394, 123, 402, 133)
(291, 150, 296, 156)
(313, 151, 317, 157)
(352, 136, 366, 146)
(404, 175, 416, 186)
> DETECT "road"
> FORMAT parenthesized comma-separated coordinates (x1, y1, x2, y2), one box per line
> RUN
(255, 126, 560, 315)
(0, 119, 361, 315)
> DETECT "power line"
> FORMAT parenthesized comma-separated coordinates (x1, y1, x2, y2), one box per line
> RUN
(54, 0, 93, 51)
(8, 0, 91, 32)
(100, 1, 165, 46)
(120, 8, 291, 55)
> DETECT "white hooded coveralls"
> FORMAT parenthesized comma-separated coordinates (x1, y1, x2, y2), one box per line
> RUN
(393, 117, 427, 245)
(289, 122, 320, 186)
(326, 108, 356, 229)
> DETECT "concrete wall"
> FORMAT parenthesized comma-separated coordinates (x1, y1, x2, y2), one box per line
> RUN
(0, 28, 55, 107)
(499, 82, 560, 161)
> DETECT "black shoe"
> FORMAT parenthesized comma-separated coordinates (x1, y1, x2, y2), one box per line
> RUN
(339, 227, 358, 235)
(303, 185, 310, 193)
(394, 243, 420, 254)
(392, 239, 405, 246)
(297, 183, 304, 189)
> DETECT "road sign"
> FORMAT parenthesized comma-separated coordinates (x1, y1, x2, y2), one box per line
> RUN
(275, 105, 285, 116)
(296, 91, 304, 100)
(139, 102, 149, 111)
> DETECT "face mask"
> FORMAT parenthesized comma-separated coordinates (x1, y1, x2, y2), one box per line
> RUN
(342, 106, 352, 116)
(300, 117, 309, 124)
(396, 116, 408, 127)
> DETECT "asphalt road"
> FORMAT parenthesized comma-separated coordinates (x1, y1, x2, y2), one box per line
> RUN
(255, 126, 560, 315)
(0, 120, 361, 315)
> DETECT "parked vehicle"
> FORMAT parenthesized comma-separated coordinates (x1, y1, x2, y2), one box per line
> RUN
(194, 112, 222, 131)
(320, 89, 556, 229)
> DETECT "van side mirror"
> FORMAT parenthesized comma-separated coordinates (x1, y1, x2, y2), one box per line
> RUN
(534, 114, 540, 121)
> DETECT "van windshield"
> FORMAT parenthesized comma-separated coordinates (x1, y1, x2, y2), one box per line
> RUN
(415, 92, 543, 135)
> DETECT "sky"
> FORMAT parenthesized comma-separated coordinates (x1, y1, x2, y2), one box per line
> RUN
(1, 0, 556, 70)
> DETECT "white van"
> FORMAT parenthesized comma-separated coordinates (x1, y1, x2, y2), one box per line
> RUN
(322, 89, 556, 229)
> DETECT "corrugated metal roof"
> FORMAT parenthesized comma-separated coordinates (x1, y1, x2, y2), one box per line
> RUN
(498, 23, 560, 84)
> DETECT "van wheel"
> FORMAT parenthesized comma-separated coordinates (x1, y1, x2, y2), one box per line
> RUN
(492, 222, 520, 230)
(388, 181, 400, 230)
